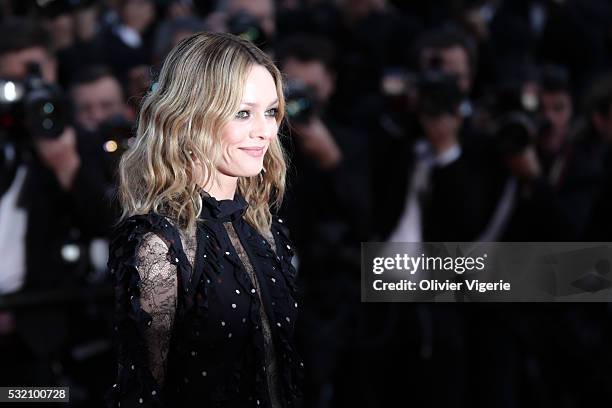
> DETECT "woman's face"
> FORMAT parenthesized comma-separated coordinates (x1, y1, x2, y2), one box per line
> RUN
(216, 64, 279, 178)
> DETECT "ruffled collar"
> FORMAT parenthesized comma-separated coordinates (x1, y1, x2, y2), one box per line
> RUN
(199, 190, 248, 221)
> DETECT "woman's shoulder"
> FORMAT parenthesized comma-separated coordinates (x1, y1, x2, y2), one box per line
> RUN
(108, 213, 184, 272)
(269, 215, 293, 250)
(110, 213, 177, 246)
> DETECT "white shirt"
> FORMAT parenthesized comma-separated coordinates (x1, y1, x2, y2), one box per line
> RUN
(387, 141, 461, 243)
(115, 24, 143, 48)
(0, 165, 28, 294)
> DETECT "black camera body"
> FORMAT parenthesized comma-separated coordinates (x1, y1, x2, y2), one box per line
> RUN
(417, 71, 462, 117)
(227, 10, 269, 50)
(0, 63, 69, 142)
(284, 79, 318, 125)
(494, 112, 537, 157)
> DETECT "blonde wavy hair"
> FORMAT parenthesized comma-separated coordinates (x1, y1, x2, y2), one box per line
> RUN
(117, 32, 288, 235)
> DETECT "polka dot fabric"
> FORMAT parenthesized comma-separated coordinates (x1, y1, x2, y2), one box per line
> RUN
(105, 194, 302, 407)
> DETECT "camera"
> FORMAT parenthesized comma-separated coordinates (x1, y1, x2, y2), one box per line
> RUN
(494, 112, 536, 157)
(284, 79, 318, 125)
(417, 71, 462, 117)
(227, 11, 269, 49)
(380, 68, 419, 114)
(0, 63, 69, 141)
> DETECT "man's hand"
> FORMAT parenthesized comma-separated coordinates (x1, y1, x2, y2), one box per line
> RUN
(506, 146, 542, 182)
(292, 117, 342, 169)
(33, 126, 81, 190)
(0, 311, 15, 336)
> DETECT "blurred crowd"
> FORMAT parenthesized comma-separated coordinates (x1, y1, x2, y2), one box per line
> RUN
(1, 0, 612, 407)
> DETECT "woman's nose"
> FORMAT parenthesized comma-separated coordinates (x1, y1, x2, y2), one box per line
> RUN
(251, 113, 275, 139)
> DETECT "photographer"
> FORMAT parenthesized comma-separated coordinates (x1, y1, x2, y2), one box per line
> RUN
(101, 0, 156, 76)
(535, 65, 573, 183)
(384, 72, 488, 243)
(276, 34, 370, 407)
(70, 65, 132, 132)
(482, 112, 570, 241)
(0, 19, 116, 387)
(415, 27, 477, 118)
(277, 34, 370, 252)
(577, 74, 612, 240)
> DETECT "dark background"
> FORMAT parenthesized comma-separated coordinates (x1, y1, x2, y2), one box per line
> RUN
(1, 0, 612, 407)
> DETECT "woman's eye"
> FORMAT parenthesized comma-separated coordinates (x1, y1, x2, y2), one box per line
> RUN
(266, 108, 278, 117)
(235, 110, 250, 119)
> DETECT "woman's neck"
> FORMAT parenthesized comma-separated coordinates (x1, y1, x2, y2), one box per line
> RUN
(201, 173, 238, 200)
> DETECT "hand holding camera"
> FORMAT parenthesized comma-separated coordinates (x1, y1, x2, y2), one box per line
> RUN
(292, 116, 342, 169)
(33, 126, 80, 190)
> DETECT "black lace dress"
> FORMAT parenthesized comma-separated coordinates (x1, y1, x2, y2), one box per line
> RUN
(105, 193, 303, 407)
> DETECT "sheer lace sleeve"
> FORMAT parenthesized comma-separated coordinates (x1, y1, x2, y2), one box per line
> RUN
(106, 214, 189, 407)
(136, 232, 178, 386)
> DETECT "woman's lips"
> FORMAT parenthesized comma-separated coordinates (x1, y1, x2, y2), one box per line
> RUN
(239, 147, 265, 157)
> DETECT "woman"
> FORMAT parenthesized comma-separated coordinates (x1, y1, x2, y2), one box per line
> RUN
(106, 32, 302, 408)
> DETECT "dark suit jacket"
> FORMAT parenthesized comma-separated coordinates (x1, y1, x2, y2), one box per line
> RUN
(373, 133, 489, 242)
(4, 129, 117, 356)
